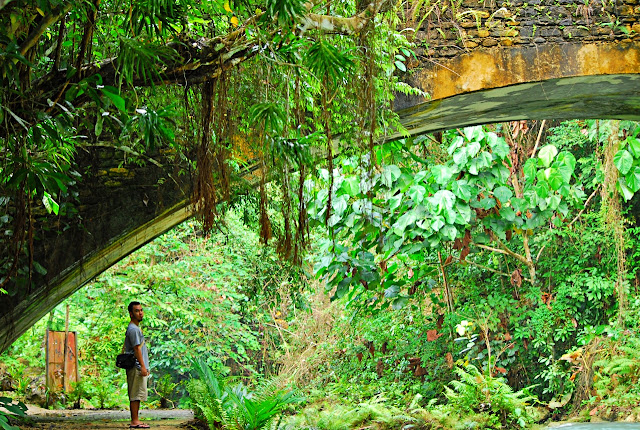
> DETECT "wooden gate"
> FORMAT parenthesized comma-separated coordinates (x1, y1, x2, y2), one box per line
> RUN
(45, 329, 79, 391)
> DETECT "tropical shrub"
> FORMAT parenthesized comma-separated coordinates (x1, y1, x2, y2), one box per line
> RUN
(188, 356, 303, 430)
(437, 364, 539, 429)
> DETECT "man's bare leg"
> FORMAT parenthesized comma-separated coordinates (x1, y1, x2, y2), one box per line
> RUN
(130, 400, 140, 425)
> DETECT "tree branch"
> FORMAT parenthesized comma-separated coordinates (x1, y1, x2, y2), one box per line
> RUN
(466, 259, 534, 282)
(568, 186, 600, 228)
(7, 3, 391, 132)
(473, 239, 530, 266)
(19, 3, 74, 56)
(300, 0, 393, 34)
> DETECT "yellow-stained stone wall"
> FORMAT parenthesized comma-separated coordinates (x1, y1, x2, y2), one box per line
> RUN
(406, 42, 640, 102)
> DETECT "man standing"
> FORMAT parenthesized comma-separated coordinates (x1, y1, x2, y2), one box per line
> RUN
(125, 301, 150, 429)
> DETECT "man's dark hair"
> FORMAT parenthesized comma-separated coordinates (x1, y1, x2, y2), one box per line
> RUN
(128, 301, 141, 314)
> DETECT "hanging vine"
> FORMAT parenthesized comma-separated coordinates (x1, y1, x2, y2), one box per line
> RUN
(601, 120, 627, 324)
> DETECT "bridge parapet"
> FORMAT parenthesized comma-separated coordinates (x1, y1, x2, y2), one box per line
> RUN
(413, 0, 638, 57)
(394, 0, 640, 107)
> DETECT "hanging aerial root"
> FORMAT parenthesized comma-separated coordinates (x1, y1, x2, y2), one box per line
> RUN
(194, 79, 217, 233)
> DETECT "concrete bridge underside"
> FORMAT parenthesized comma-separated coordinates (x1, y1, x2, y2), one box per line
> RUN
(2, 40, 640, 353)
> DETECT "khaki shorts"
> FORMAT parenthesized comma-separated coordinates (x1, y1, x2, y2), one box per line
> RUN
(126, 368, 148, 402)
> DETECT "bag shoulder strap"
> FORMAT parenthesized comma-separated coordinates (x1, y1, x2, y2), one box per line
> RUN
(122, 325, 145, 353)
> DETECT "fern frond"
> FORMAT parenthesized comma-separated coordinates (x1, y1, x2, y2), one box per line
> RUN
(116, 37, 180, 87)
(305, 40, 354, 85)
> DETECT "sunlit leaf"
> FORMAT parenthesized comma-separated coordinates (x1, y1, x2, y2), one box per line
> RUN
(613, 149, 633, 175)
(618, 177, 635, 201)
(627, 136, 640, 158)
(625, 167, 640, 193)
(538, 145, 558, 168)
(407, 184, 426, 203)
(493, 186, 512, 203)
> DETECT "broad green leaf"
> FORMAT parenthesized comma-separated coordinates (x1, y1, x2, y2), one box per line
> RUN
(493, 186, 512, 203)
(627, 136, 640, 158)
(381, 165, 402, 187)
(556, 163, 573, 183)
(489, 134, 510, 158)
(101, 86, 126, 112)
(618, 178, 635, 201)
(432, 165, 454, 185)
(469, 152, 492, 175)
(392, 296, 409, 310)
(535, 181, 549, 198)
(327, 213, 342, 227)
(547, 168, 564, 190)
(444, 207, 457, 224)
(408, 184, 426, 203)
(625, 166, 640, 192)
(333, 195, 348, 217)
(452, 147, 468, 165)
(467, 140, 481, 158)
(456, 202, 472, 224)
(42, 192, 59, 215)
(511, 197, 527, 214)
(479, 197, 495, 210)
(613, 149, 633, 175)
(499, 207, 516, 222)
(464, 126, 481, 141)
(440, 225, 458, 241)
(334, 277, 351, 299)
(384, 285, 399, 298)
(524, 189, 539, 208)
(393, 210, 417, 236)
(557, 151, 576, 173)
(538, 145, 558, 168)
(475, 232, 491, 244)
(388, 194, 403, 211)
(491, 165, 510, 183)
(394, 60, 406, 72)
(95, 114, 104, 137)
(448, 136, 465, 154)
(339, 177, 360, 197)
(547, 195, 561, 210)
(429, 190, 456, 213)
(523, 159, 537, 184)
(431, 215, 445, 231)
(414, 170, 428, 184)
(451, 180, 473, 201)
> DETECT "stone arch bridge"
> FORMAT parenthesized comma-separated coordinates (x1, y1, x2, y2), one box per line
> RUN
(1, 0, 640, 352)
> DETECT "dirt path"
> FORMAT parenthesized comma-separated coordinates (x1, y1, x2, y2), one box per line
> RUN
(18, 405, 196, 429)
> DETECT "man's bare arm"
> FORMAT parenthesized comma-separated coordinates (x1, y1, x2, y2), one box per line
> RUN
(133, 345, 149, 376)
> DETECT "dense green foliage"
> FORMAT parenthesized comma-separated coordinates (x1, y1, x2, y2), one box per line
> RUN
(2, 0, 640, 423)
(3, 120, 640, 430)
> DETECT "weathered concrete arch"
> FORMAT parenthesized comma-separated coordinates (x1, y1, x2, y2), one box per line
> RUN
(0, 202, 194, 353)
(0, 146, 196, 353)
(391, 40, 640, 138)
(3, 35, 640, 353)
(389, 73, 640, 140)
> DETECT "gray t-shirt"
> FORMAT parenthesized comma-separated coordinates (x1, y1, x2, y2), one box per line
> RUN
(124, 322, 149, 370)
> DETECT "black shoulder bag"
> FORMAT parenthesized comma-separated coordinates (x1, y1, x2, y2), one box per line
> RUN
(116, 328, 141, 370)
(116, 352, 137, 369)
